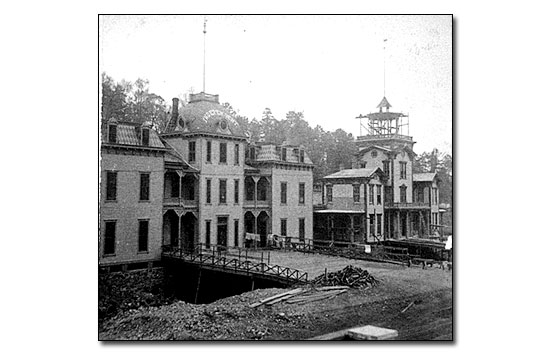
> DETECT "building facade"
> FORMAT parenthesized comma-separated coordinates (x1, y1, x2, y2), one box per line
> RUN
(314, 97, 441, 243)
(99, 92, 314, 271)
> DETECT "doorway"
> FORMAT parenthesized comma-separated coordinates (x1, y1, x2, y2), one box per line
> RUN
(217, 216, 228, 248)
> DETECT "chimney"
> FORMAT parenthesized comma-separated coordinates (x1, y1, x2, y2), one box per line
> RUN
(339, 163, 345, 171)
(172, 98, 179, 119)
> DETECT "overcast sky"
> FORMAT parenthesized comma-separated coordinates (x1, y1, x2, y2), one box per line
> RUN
(100, 15, 452, 154)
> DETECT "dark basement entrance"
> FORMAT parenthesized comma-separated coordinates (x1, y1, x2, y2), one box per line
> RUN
(164, 261, 289, 304)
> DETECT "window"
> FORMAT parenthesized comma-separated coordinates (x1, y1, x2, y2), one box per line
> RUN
(139, 173, 150, 201)
(400, 185, 407, 203)
(299, 218, 305, 241)
(293, 148, 299, 162)
(205, 220, 211, 248)
(360, 162, 367, 168)
(206, 141, 212, 163)
(400, 162, 407, 179)
(300, 150, 305, 163)
(220, 142, 227, 163)
(188, 141, 196, 162)
(281, 182, 287, 204)
(219, 179, 227, 204)
(369, 184, 374, 204)
(106, 171, 117, 201)
(108, 124, 117, 143)
(141, 128, 149, 146)
(382, 160, 390, 177)
(281, 219, 287, 237)
(138, 220, 149, 252)
(281, 148, 287, 161)
(377, 214, 382, 235)
(326, 184, 333, 203)
(371, 150, 378, 158)
(103, 221, 116, 255)
(234, 144, 240, 165)
(234, 219, 239, 247)
(234, 179, 239, 204)
(245, 177, 255, 201)
(377, 185, 382, 205)
(249, 147, 256, 160)
(370, 214, 375, 235)
(206, 179, 211, 204)
(299, 183, 305, 204)
(353, 184, 360, 203)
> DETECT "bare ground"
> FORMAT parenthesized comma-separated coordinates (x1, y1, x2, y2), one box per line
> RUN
(99, 252, 453, 340)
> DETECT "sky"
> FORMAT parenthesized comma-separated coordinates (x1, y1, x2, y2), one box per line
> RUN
(100, 15, 452, 154)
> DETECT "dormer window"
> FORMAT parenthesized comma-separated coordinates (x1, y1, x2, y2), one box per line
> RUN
(108, 124, 117, 143)
(281, 148, 287, 161)
(141, 128, 150, 146)
(300, 150, 305, 163)
(178, 118, 185, 129)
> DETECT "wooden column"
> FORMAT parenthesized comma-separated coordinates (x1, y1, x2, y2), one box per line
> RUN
(406, 212, 411, 238)
(349, 215, 355, 243)
(397, 211, 401, 239)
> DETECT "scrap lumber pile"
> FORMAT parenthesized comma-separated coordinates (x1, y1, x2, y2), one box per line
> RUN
(312, 265, 380, 289)
(249, 286, 349, 307)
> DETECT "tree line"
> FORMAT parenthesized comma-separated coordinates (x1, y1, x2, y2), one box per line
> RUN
(102, 73, 452, 205)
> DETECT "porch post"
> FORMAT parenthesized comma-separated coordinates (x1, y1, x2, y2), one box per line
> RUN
(349, 215, 355, 243)
(406, 211, 411, 238)
(397, 211, 401, 239)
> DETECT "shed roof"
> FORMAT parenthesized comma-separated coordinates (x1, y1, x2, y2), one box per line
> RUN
(324, 167, 382, 179)
(413, 173, 437, 182)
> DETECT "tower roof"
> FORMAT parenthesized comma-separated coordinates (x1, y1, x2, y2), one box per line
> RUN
(376, 97, 392, 109)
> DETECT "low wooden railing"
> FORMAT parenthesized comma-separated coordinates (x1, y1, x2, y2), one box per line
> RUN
(384, 201, 430, 209)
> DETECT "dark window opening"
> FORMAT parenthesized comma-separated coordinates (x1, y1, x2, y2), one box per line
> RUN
(382, 160, 390, 178)
(377, 214, 382, 235)
(106, 171, 117, 201)
(326, 184, 333, 203)
(400, 162, 407, 179)
(234, 179, 239, 204)
(220, 142, 227, 163)
(139, 173, 150, 201)
(141, 128, 149, 146)
(281, 219, 287, 237)
(205, 220, 211, 249)
(400, 185, 407, 203)
(245, 177, 255, 201)
(138, 220, 149, 252)
(189, 141, 196, 162)
(369, 184, 374, 204)
(281, 148, 287, 161)
(353, 184, 360, 203)
(280, 182, 287, 204)
(206, 179, 211, 204)
(104, 221, 116, 255)
(300, 150, 305, 163)
(234, 144, 240, 165)
(299, 183, 305, 204)
(249, 147, 256, 160)
(377, 185, 382, 205)
(108, 125, 117, 143)
(234, 219, 239, 247)
(299, 218, 305, 241)
(219, 179, 227, 204)
(207, 141, 212, 163)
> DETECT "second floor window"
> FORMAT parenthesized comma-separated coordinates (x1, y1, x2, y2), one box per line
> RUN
(353, 184, 360, 203)
(220, 142, 227, 163)
(377, 185, 382, 205)
(299, 183, 305, 204)
(300, 150, 305, 163)
(219, 179, 227, 204)
(369, 184, 374, 204)
(189, 141, 196, 162)
(400, 185, 407, 203)
(299, 218, 305, 241)
(281, 219, 287, 236)
(326, 184, 333, 203)
(206, 179, 211, 204)
(106, 171, 117, 201)
(206, 141, 212, 163)
(234, 179, 239, 204)
(382, 160, 390, 177)
(139, 173, 150, 201)
(400, 162, 407, 179)
(281, 182, 287, 204)
(234, 144, 240, 165)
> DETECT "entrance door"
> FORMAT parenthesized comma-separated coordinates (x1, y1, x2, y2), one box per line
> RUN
(217, 216, 228, 248)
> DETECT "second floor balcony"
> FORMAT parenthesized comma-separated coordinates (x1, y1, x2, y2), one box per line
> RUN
(385, 201, 430, 210)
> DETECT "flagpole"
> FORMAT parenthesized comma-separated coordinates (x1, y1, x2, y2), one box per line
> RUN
(383, 38, 387, 97)
(203, 17, 207, 93)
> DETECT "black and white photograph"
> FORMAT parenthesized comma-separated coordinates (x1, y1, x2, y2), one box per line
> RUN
(98, 14, 453, 341)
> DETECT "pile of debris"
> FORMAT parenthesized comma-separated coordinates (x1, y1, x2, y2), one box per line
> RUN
(312, 265, 380, 289)
(249, 286, 348, 308)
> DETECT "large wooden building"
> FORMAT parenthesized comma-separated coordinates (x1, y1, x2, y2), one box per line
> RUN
(99, 92, 314, 271)
(314, 97, 441, 244)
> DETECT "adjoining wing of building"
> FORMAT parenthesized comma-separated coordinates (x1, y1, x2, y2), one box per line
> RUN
(313, 96, 442, 244)
(99, 92, 314, 271)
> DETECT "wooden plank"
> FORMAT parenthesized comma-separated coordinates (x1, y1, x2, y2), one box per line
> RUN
(249, 288, 304, 308)
(316, 286, 350, 291)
